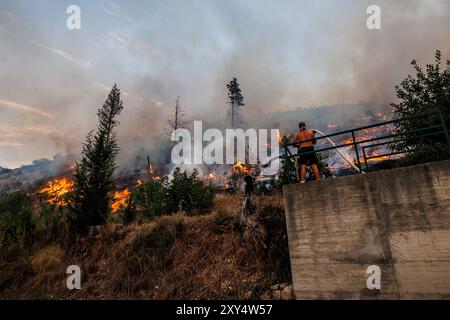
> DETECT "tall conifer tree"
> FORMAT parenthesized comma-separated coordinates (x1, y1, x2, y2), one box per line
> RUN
(70, 84, 124, 232)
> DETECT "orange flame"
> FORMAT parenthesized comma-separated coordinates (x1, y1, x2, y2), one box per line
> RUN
(38, 177, 74, 206)
(232, 162, 252, 175)
(358, 151, 391, 164)
(277, 130, 283, 144)
(204, 172, 219, 180)
(111, 188, 131, 213)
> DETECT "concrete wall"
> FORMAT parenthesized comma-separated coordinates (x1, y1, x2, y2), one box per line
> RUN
(283, 160, 450, 299)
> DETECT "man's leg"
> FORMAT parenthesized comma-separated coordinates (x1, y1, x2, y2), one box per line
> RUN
(311, 163, 321, 181)
(300, 164, 307, 183)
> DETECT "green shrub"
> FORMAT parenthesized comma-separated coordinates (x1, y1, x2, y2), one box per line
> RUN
(132, 179, 168, 219)
(165, 168, 215, 215)
(33, 204, 70, 244)
(0, 192, 34, 260)
(130, 168, 215, 219)
(391, 50, 450, 163)
(0, 192, 73, 260)
(398, 143, 450, 166)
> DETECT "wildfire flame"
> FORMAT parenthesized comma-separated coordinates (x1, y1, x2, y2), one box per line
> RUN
(223, 182, 235, 191)
(148, 163, 155, 174)
(204, 172, 219, 180)
(340, 135, 378, 146)
(111, 188, 131, 213)
(362, 127, 386, 134)
(38, 177, 74, 206)
(277, 130, 283, 144)
(232, 162, 252, 175)
(358, 151, 392, 164)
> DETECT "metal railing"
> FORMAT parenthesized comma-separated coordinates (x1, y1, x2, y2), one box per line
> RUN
(282, 108, 450, 176)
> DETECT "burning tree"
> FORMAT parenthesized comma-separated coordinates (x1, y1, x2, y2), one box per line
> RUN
(391, 50, 450, 163)
(69, 84, 124, 233)
(227, 77, 245, 128)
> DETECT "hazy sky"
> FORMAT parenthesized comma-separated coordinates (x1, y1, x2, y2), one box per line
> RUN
(0, 0, 449, 168)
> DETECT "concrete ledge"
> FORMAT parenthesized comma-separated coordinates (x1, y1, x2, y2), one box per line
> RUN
(283, 160, 450, 300)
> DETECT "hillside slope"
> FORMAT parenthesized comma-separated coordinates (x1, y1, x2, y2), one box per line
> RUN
(0, 194, 291, 299)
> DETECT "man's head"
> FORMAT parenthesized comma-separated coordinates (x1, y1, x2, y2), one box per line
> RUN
(299, 122, 306, 130)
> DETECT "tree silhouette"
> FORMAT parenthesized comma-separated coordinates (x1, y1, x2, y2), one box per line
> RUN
(167, 96, 188, 139)
(391, 50, 450, 163)
(227, 78, 245, 128)
(69, 84, 124, 233)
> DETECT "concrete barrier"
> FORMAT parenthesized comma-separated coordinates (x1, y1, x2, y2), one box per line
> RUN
(283, 160, 450, 299)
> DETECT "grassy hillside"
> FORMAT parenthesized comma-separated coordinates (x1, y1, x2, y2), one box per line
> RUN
(0, 194, 291, 300)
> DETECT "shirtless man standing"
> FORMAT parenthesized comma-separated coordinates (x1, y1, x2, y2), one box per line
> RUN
(293, 122, 321, 183)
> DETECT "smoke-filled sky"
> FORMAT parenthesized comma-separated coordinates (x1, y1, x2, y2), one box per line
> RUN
(0, 0, 449, 168)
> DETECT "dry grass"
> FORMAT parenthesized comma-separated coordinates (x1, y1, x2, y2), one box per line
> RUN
(30, 245, 64, 273)
(0, 193, 291, 300)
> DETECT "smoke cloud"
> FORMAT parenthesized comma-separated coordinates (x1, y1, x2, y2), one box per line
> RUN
(0, 0, 449, 168)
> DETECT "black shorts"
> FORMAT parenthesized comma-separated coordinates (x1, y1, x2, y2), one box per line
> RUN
(298, 147, 318, 165)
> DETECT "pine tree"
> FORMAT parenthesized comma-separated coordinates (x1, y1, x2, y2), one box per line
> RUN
(69, 84, 124, 233)
(226, 78, 245, 128)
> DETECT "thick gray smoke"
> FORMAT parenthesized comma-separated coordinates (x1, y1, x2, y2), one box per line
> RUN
(0, 0, 449, 170)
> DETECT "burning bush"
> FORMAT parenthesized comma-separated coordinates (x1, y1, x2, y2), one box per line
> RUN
(111, 188, 131, 213)
(37, 177, 74, 206)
